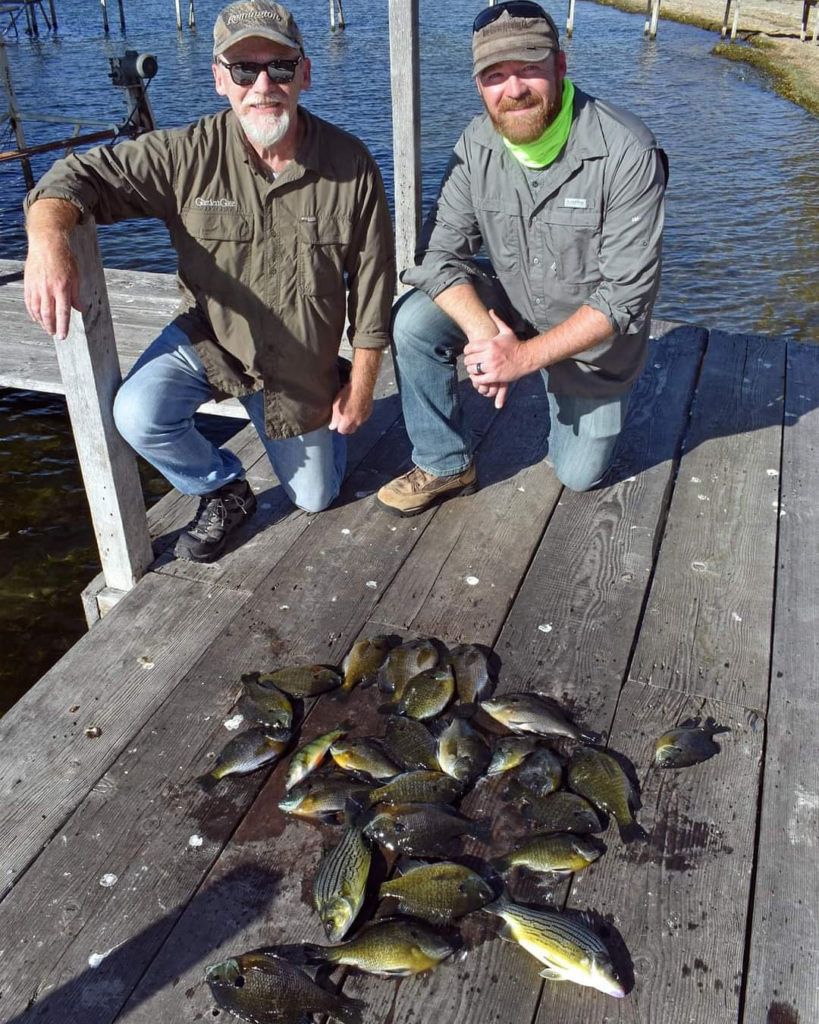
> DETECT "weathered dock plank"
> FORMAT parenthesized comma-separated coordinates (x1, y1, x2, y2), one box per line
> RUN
(742, 339, 819, 1024)
(543, 683, 762, 1023)
(629, 331, 784, 708)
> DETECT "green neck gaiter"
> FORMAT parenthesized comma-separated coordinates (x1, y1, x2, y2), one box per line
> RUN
(503, 78, 575, 169)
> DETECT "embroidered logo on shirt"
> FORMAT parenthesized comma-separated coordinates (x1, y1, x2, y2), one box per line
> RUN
(194, 197, 238, 209)
(562, 197, 588, 209)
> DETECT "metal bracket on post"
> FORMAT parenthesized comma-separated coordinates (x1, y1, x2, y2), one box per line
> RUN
(388, 0, 421, 293)
(53, 218, 154, 621)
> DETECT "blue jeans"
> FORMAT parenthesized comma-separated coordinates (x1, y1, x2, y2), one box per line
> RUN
(392, 289, 631, 492)
(112, 323, 346, 512)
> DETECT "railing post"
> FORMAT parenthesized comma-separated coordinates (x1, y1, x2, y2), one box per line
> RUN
(388, 0, 422, 292)
(53, 217, 154, 614)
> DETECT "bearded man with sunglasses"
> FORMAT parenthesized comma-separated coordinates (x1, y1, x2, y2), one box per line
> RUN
(377, 1, 666, 517)
(23, 1, 395, 563)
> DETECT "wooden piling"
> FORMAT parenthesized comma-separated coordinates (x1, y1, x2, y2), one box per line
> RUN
(388, 0, 422, 288)
(100, 0, 109, 33)
(644, 0, 661, 36)
(116, 0, 125, 32)
(54, 219, 154, 611)
(566, 0, 576, 38)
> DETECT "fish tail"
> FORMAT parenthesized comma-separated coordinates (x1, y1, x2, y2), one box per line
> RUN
(332, 993, 367, 1024)
(618, 817, 648, 844)
(195, 771, 220, 793)
(300, 942, 332, 965)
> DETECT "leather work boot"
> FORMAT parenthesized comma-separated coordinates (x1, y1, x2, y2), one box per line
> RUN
(376, 463, 477, 517)
(175, 479, 258, 563)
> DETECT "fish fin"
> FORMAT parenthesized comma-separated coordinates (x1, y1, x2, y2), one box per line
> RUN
(618, 818, 648, 844)
(195, 771, 220, 793)
(394, 857, 426, 875)
(300, 942, 332, 965)
(332, 994, 367, 1024)
(539, 966, 567, 981)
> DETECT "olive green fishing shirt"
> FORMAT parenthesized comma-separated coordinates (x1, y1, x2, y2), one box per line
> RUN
(25, 108, 396, 439)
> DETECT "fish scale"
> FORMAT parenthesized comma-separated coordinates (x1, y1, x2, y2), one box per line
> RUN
(313, 824, 372, 942)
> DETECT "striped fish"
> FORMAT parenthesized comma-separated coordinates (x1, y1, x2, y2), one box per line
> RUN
(313, 823, 372, 942)
(484, 894, 625, 998)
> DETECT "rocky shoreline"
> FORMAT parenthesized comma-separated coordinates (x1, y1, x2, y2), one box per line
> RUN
(593, 0, 819, 116)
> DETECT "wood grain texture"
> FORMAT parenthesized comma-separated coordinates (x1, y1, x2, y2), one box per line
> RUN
(0, 573, 251, 896)
(629, 331, 784, 709)
(539, 683, 762, 1023)
(742, 340, 819, 1024)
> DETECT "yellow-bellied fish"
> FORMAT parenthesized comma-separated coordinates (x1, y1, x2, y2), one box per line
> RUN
(313, 823, 372, 942)
(363, 802, 490, 856)
(257, 664, 342, 698)
(392, 665, 455, 720)
(238, 673, 293, 735)
(568, 746, 647, 843)
(480, 693, 587, 741)
(484, 894, 625, 998)
(341, 635, 393, 692)
(365, 770, 465, 807)
(205, 951, 365, 1024)
(284, 727, 347, 792)
(383, 715, 441, 771)
(654, 720, 726, 768)
(492, 832, 604, 876)
(379, 860, 496, 923)
(436, 716, 491, 785)
(330, 738, 400, 780)
(486, 736, 540, 777)
(278, 774, 373, 821)
(517, 790, 604, 835)
(378, 638, 439, 697)
(448, 643, 495, 711)
(511, 746, 563, 797)
(196, 727, 290, 792)
(302, 918, 456, 976)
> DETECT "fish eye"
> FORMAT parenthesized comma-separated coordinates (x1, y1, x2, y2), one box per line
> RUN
(233, 975, 245, 988)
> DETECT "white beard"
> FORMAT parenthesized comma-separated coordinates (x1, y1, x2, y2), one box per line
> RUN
(240, 109, 290, 149)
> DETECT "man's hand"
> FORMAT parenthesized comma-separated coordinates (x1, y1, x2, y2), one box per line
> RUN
(329, 383, 373, 435)
(463, 309, 533, 409)
(23, 199, 84, 341)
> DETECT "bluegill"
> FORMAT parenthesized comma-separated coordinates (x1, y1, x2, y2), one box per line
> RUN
(257, 664, 342, 698)
(366, 770, 465, 807)
(517, 790, 604, 835)
(378, 637, 439, 696)
(448, 643, 494, 710)
(436, 717, 491, 785)
(568, 747, 647, 843)
(654, 719, 727, 768)
(383, 715, 441, 771)
(284, 728, 348, 791)
(363, 802, 491, 856)
(511, 747, 563, 797)
(341, 635, 393, 692)
(278, 774, 373, 821)
(484, 894, 625, 998)
(196, 727, 290, 792)
(330, 738, 400, 780)
(391, 665, 455, 720)
(480, 693, 588, 741)
(303, 917, 456, 976)
(313, 822, 372, 942)
(486, 736, 540, 777)
(238, 673, 293, 735)
(492, 832, 604, 876)
(379, 860, 496, 923)
(205, 951, 365, 1024)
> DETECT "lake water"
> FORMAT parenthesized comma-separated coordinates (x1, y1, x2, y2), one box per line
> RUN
(1, 0, 817, 711)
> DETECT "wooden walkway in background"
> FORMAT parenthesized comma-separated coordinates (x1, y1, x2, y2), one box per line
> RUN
(0, 315, 817, 1024)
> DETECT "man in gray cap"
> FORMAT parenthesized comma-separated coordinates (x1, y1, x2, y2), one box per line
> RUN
(24, 1, 395, 562)
(377, 0, 666, 517)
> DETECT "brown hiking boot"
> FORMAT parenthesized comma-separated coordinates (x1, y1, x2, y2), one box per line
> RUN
(376, 463, 477, 517)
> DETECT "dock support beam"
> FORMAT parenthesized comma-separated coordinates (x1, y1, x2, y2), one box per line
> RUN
(54, 218, 153, 619)
(389, 0, 421, 290)
(644, 0, 660, 37)
(566, 0, 576, 38)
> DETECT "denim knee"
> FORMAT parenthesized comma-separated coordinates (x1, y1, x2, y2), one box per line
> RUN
(549, 452, 608, 493)
(112, 379, 147, 448)
(291, 481, 340, 514)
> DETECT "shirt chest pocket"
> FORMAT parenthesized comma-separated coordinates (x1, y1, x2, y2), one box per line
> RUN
(297, 216, 349, 299)
(537, 207, 601, 285)
(473, 195, 525, 272)
(179, 208, 253, 279)
(181, 208, 253, 242)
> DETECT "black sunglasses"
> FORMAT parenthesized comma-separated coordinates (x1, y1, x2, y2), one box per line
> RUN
(473, 1, 555, 34)
(217, 56, 302, 87)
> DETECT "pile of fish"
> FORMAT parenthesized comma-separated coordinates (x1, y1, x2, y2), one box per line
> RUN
(198, 636, 726, 1023)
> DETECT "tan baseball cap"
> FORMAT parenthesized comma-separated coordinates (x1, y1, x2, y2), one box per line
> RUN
(472, 4, 560, 77)
(213, 1, 303, 58)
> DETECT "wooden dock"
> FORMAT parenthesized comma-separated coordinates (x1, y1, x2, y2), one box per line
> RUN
(0, 265, 817, 1023)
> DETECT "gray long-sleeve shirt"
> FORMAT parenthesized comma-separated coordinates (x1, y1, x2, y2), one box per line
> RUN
(403, 86, 666, 397)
